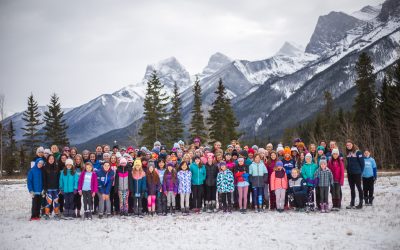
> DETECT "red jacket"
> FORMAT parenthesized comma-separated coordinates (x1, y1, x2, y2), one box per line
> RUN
(328, 158, 344, 186)
(265, 160, 276, 185)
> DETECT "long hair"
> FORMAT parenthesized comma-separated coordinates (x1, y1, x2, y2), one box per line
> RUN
(45, 154, 58, 174)
(63, 162, 76, 176)
(146, 169, 160, 184)
(345, 139, 359, 154)
(164, 167, 177, 183)
(74, 154, 85, 171)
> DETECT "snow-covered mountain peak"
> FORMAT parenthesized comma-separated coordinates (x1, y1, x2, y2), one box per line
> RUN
(276, 42, 304, 57)
(351, 4, 382, 21)
(201, 52, 232, 77)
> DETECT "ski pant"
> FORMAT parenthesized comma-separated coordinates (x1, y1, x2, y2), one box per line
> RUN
(331, 183, 342, 208)
(166, 191, 176, 207)
(318, 186, 329, 204)
(157, 191, 167, 214)
(192, 185, 204, 209)
(31, 194, 41, 218)
(110, 186, 119, 213)
(94, 193, 99, 212)
(252, 186, 264, 207)
(269, 189, 276, 210)
(293, 193, 306, 208)
(180, 193, 190, 209)
(220, 192, 232, 209)
(147, 195, 156, 211)
(237, 185, 249, 209)
(97, 192, 111, 215)
(45, 190, 60, 215)
(205, 185, 216, 202)
(118, 190, 129, 213)
(363, 177, 374, 199)
(82, 191, 93, 212)
(275, 188, 285, 210)
(348, 173, 363, 206)
(58, 193, 64, 213)
(74, 192, 82, 211)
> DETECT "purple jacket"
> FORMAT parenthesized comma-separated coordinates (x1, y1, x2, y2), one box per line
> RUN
(78, 171, 98, 193)
(162, 171, 178, 193)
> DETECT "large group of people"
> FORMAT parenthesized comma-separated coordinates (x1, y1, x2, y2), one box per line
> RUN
(26, 138, 377, 221)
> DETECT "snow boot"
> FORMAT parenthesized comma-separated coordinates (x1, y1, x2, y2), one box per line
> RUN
(211, 201, 217, 213)
(172, 206, 176, 215)
(320, 203, 324, 213)
(370, 197, 374, 206)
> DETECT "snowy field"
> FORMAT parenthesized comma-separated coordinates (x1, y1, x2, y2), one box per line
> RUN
(0, 176, 399, 250)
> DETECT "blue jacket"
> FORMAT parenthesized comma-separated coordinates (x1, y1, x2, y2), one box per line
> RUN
(90, 160, 102, 172)
(97, 168, 115, 194)
(282, 158, 296, 179)
(59, 169, 79, 193)
(190, 162, 206, 185)
(129, 172, 147, 195)
(346, 151, 365, 175)
(27, 158, 44, 194)
(362, 157, 377, 178)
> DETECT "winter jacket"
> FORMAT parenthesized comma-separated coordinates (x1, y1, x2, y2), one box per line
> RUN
(43, 162, 60, 191)
(204, 163, 218, 186)
(163, 171, 178, 193)
(301, 162, 319, 187)
(234, 164, 249, 184)
(190, 162, 206, 185)
(158, 168, 166, 185)
(59, 169, 79, 193)
(346, 151, 365, 175)
(270, 169, 288, 191)
(217, 169, 234, 193)
(226, 161, 235, 172)
(282, 158, 296, 179)
(266, 160, 276, 185)
(288, 177, 307, 196)
(97, 168, 115, 194)
(78, 171, 98, 193)
(362, 157, 377, 178)
(114, 165, 131, 192)
(90, 160, 102, 172)
(315, 168, 334, 187)
(328, 158, 345, 185)
(177, 170, 192, 194)
(129, 171, 147, 195)
(146, 173, 161, 196)
(248, 161, 268, 187)
(27, 158, 43, 194)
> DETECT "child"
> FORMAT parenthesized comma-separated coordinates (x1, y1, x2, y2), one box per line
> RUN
(97, 162, 115, 218)
(362, 150, 377, 206)
(27, 158, 44, 221)
(78, 162, 98, 220)
(204, 154, 218, 213)
(177, 161, 192, 215)
(110, 154, 119, 215)
(43, 155, 60, 220)
(315, 156, 333, 213)
(129, 159, 147, 217)
(217, 161, 234, 213)
(59, 159, 79, 219)
(114, 157, 131, 216)
(234, 157, 250, 213)
(282, 147, 296, 179)
(190, 156, 206, 213)
(73, 154, 84, 218)
(327, 148, 344, 210)
(266, 151, 278, 210)
(270, 161, 288, 212)
(157, 159, 168, 215)
(288, 168, 307, 212)
(163, 162, 178, 214)
(146, 163, 160, 216)
(301, 153, 319, 212)
(249, 154, 268, 212)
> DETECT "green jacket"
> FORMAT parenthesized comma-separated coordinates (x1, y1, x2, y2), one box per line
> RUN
(190, 162, 206, 185)
(301, 162, 319, 186)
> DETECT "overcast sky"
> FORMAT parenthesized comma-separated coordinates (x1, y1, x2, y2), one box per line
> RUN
(0, 0, 382, 117)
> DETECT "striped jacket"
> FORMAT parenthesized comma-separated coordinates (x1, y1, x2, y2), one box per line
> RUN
(315, 168, 333, 187)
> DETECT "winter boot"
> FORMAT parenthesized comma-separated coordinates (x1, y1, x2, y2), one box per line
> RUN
(228, 205, 232, 213)
(370, 197, 374, 206)
(355, 203, 363, 209)
(76, 210, 81, 218)
(320, 203, 325, 213)
(172, 206, 176, 214)
(212, 201, 217, 213)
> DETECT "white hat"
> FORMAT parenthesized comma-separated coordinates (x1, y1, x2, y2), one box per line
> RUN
(291, 147, 299, 153)
(305, 153, 312, 159)
(277, 144, 284, 152)
(65, 159, 74, 166)
(332, 148, 340, 155)
(44, 149, 52, 155)
(36, 147, 45, 154)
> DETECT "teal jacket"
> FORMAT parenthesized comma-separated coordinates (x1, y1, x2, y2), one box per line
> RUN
(190, 162, 206, 185)
(59, 169, 79, 193)
(301, 162, 319, 187)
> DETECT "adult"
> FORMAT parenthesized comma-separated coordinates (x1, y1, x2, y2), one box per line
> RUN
(345, 139, 364, 209)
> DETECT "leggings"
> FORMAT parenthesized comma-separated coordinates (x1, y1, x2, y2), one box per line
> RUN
(306, 186, 315, 209)
(348, 173, 363, 206)
(363, 177, 374, 199)
(82, 191, 93, 212)
(220, 192, 232, 209)
(166, 191, 176, 207)
(98, 192, 111, 215)
(237, 186, 249, 209)
(63, 192, 75, 210)
(275, 188, 285, 210)
(74, 192, 82, 211)
(147, 195, 156, 211)
(192, 185, 204, 209)
(45, 190, 60, 215)
(180, 193, 190, 209)
(205, 186, 216, 201)
(331, 183, 342, 208)
(110, 186, 119, 213)
(252, 187, 264, 207)
(118, 190, 129, 213)
(318, 186, 329, 203)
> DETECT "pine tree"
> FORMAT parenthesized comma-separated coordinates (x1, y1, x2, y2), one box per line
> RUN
(5, 121, 17, 175)
(323, 91, 334, 139)
(139, 71, 169, 147)
(21, 94, 43, 157)
(43, 93, 69, 147)
(353, 52, 377, 128)
(166, 82, 184, 144)
(189, 76, 207, 143)
(207, 78, 240, 146)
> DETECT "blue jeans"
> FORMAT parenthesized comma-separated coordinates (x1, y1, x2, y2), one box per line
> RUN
(252, 187, 264, 206)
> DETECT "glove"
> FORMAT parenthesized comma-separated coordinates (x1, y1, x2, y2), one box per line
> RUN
(73, 189, 78, 195)
(30, 191, 35, 198)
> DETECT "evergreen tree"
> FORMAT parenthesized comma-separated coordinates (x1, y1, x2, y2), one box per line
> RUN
(166, 82, 184, 144)
(21, 94, 43, 157)
(207, 78, 240, 146)
(189, 76, 208, 143)
(353, 52, 377, 128)
(5, 121, 17, 175)
(139, 71, 169, 147)
(43, 93, 69, 146)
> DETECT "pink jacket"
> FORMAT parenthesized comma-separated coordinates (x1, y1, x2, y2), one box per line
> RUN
(78, 171, 98, 193)
(328, 158, 344, 186)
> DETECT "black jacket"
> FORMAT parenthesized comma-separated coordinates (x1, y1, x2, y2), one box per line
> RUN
(205, 163, 218, 186)
(43, 163, 60, 190)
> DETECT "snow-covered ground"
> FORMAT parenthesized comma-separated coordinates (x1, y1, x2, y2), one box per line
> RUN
(0, 176, 399, 250)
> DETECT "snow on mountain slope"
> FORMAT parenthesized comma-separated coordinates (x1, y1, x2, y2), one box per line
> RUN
(200, 52, 232, 78)
(351, 4, 382, 21)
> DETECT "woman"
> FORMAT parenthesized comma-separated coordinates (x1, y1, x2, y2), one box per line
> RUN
(345, 139, 364, 209)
